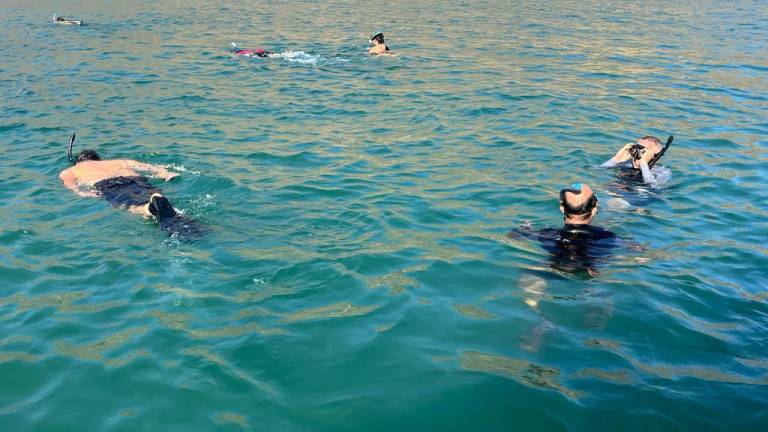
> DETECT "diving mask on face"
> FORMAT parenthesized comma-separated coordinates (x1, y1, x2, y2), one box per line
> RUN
(628, 143, 646, 160)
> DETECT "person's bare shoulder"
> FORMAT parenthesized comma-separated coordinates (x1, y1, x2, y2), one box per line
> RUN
(59, 168, 78, 189)
(59, 167, 74, 180)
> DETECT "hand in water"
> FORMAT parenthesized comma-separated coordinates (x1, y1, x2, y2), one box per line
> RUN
(165, 172, 179, 181)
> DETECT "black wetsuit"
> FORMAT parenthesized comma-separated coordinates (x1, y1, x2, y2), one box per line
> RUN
(93, 176, 160, 208)
(511, 224, 619, 275)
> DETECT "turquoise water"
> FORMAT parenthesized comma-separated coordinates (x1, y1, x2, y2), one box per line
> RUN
(2, 0, 768, 430)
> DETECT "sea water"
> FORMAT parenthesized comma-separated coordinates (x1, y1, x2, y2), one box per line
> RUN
(1, 0, 767, 430)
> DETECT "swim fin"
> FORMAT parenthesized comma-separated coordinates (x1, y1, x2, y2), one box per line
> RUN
(148, 194, 177, 222)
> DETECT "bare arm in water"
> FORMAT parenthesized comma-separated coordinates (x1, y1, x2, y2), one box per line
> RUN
(636, 150, 657, 184)
(600, 143, 634, 168)
(125, 160, 179, 181)
(600, 144, 656, 183)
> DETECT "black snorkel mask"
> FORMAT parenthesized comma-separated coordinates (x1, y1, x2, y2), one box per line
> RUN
(560, 183, 598, 215)
(67, 133, 76, 164)
(628, 143, 645, 160)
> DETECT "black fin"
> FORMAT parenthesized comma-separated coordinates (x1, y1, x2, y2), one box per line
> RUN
(149, 195, 177, 222)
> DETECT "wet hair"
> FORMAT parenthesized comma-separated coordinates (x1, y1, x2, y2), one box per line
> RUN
(640, 136, 662, 146)
(76, 149, 101, 163)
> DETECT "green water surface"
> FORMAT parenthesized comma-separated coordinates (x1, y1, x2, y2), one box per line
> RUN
(1, 0, 767, 430)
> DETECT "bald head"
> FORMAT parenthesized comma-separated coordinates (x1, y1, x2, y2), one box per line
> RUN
(559, 183, 598, 224)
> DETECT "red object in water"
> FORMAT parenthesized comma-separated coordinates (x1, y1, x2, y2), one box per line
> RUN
(235, 48, 266, 56)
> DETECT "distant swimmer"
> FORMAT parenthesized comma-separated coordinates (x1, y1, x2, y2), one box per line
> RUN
(508, 183, 621, 275)
(59, 133, 205, 239)
(230, 42, 274, 58)
(52, 12, 82, 26)
(368, 32, 391, 55)
(601, 135, 673, 184)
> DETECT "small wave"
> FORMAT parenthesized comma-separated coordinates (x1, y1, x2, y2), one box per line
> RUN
(190, 194, 217, 212)
(648, 166, 672, 189)
(273, 50, 319, 65)
(165, 163, 200, 175)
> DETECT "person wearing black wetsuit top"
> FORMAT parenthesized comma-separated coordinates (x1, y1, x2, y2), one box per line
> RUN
(601, 135, 673, 184)
(509, 183, 619, 275)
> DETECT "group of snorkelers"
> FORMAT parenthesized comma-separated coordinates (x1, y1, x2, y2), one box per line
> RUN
(53, 11, 673, 273)
(231, 31, 393, 57)
(60, 131, 671, 253)
(54, 16, 395, 240)
(53, 12, 393, 56)
(510, 134, 672, 275)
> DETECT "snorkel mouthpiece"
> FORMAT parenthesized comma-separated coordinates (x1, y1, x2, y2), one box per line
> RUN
(67, 132, 76, 163)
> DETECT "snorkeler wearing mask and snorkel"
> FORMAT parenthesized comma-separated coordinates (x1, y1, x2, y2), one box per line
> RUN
(508, 183, 620, 276)
(601, 135, 673, 184)
(368, 31, 391, 55)
(59, 133, 207, 241)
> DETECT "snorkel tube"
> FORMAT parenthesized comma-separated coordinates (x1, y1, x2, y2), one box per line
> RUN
(647, 135, 673, 169)
(67, 133, 76, 164)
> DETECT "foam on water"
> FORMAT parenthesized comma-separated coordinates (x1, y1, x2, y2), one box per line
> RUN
(272, 50, 320, 65)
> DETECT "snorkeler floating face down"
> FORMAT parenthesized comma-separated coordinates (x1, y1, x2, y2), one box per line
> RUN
(559, 183, 598, 225)
(60, 133, 180, 221)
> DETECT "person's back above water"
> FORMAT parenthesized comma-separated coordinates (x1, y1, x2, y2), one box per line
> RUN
(601, 135, 673, 185)
(509, 183, 620, 276)
(58, 133, 206, 240)
(368, 31, 391, 55)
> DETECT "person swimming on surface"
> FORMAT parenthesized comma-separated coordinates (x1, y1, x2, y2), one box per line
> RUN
(230, 42, 274, 57)
(509, 183, 619, 276)
(600, 135, 673, 184)
(52, 12, 82, 25)
(58, 133, 204, 238)
(368, 32, 391, 55)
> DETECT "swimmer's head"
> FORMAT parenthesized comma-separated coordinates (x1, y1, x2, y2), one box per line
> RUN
(370, 32, 385, 45)
(75, 149, 101, 163)
(559, 183, 598, 224)
(637, 135, 662, 152)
